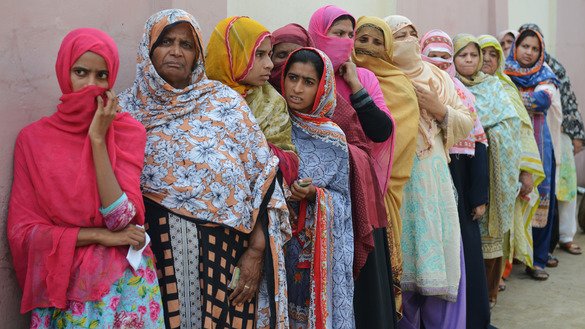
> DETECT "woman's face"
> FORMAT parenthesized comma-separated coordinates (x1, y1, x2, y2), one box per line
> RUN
(481, 46, 499, 75)
(272, 42, 302, 66)
(516, 36, 541, 67)
(240, 37, 274, 86)
(70, 51, 109, 92)
(327, 18, 354, 39)
(284, 61, 320, 114)
(151, 23, 197, 89)
(454, 43, 480, 78)
(427, 50, 451, 60)
(355, 27, 385, 57)
(500, 33, 515, 56)
(393, 25, 418, 41)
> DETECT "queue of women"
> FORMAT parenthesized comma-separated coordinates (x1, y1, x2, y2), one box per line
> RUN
(7, 5, 584, 329)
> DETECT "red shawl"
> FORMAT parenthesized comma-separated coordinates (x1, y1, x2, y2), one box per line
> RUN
(7, 28, 147, 313)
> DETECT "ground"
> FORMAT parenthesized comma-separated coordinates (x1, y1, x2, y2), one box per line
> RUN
(491, 197, 585, 329)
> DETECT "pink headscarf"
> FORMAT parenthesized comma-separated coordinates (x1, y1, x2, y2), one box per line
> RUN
(308, 5, 355, 71)
(269, 23, 314, 92)
(309, 5, 396, 275)
(8, 28, 147, 313)
(420, 29, 487, 155)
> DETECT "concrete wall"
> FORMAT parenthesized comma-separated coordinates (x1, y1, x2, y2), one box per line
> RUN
(226, 0, 396, 32)
(556, 0, 585, 186)
(0, 1, 226, 327)
(1, 0, 584, 326)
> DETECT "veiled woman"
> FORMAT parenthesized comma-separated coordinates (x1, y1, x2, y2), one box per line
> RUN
(384, 15, 474, 329)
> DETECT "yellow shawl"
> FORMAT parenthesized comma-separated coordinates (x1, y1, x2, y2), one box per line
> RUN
(352, 16, 420, 316)
(479, 35, 545, 266)
(205, 16, 295, 152)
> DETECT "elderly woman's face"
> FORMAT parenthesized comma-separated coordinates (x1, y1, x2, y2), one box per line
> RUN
(151, 23, 197, 89)
(272, 42, 302, 66)
(393, 25, 417, 41)
(70, 51, 110, 92)
(481, 46, 499, 76)
(500, 33, 515, 57)
(454, 43, 480, 78)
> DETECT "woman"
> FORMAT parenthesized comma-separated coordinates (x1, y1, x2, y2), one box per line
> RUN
(498, 29, 519, 58)
(453, 33, 522, 308)
(478, 35, 546, 281)
(351, 15, 420, 321)
(505, 28, 564, 281)
(282, 47, 353, 329)
(269, 23, 314, 92)
(205, 16, 299, 186)
(118, 10, 291, 329)
(420, 29, 491, 328)
(309, 5, 397, 328)
(518, 23, 584, 256)
(384, 15, 474, 329)
(8, 28, 164, 328)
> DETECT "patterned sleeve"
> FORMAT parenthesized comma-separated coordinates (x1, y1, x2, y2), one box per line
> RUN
(520, 90, 551, 112)
(99, 193, 136, 231)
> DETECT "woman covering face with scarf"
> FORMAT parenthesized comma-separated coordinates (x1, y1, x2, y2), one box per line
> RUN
(119, 10, 291, 329)
(420, 29, 492, 329)
(351, 15, 419, 325)
(309, 6, 398, 329)
(384, 14, 474, 329)
(8, 28, 164, 328)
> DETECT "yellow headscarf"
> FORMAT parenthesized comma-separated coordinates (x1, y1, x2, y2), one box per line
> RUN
(352, 16, 420, 318)
(205, 16, 296, 152)
(205, 16, 270, 96)
(453, 33, 489, 86)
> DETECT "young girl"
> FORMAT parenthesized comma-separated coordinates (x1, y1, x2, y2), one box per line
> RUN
(282, 47, 353, 329)
(8, 28, 163, 328)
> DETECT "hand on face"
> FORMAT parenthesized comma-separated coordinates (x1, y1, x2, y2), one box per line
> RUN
(89, 90, 118, 143)
(338, 60, 362, 93)
(151, 22, 197, 89)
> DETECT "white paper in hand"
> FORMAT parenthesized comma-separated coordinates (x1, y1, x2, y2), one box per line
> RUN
(126, 225, 150, 271)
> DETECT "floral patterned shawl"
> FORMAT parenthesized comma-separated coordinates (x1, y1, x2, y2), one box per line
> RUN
(118, 10, 292, 327)
(284, 47, 354, 329)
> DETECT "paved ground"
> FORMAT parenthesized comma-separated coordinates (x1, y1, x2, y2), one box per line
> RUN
(491, 197, 585, 329)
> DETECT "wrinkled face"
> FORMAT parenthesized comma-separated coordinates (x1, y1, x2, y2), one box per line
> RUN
(500, 33, 515, 56)
(240, 37, 274, 86)
(272, 42, 302, 66)
(427, 50, 451, 60)
(516, 36, 541, 67)
(355, 26, 386, 58)
(454, 43, 480, 78)
(151, 23, 197, 89)
(481, 46, 499, 75)
(70, 51, 110, 92)
(393, 25, 418, 41)
(284, 61, 320, 114)
(327, 18, 354, 39)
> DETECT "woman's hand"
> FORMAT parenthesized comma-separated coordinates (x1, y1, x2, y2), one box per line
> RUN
(77, 225, 146, 248)
(229, 247, 264, 306)
(471, 204, 487, 220)
(289, 178, 317, 202)
(519, 171, 534, 197)
(339, 60, 363, 94)
(89, 90, 118, 143)
(573, 139, 584, 155)
(414, 79, 447, 122)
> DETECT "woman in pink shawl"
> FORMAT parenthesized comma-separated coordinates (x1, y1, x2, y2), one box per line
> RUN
(7, 28, 163, 328)
(309, 5, 397, 329)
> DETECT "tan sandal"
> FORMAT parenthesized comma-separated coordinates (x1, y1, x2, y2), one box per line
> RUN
(560, 241, 583, 255)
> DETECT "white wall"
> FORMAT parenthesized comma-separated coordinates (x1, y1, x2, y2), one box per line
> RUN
(227, 0, 396, 32)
